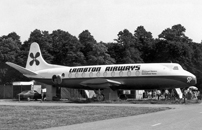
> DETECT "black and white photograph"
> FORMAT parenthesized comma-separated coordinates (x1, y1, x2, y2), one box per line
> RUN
(0, 0, 202, 130)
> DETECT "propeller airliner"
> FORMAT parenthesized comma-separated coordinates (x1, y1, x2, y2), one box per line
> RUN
(6, 42, 197, 100)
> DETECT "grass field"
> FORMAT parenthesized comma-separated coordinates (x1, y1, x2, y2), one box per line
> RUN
(0, 105, 170, 130)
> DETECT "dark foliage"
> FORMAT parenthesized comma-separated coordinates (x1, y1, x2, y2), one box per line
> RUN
(0, 24, 202, 88)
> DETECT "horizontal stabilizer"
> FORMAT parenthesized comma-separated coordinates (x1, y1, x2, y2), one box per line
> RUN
(80, 78, 122, 87)
(6, 62, 37, 75)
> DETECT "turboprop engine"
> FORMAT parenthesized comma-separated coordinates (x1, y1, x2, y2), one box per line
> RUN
(52, 74, 64, 84)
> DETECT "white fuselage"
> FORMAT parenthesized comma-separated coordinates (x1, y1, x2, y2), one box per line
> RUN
(26, 63, 196, 90)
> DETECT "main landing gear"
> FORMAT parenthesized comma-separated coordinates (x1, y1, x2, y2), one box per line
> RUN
(95, 89, 105, 101)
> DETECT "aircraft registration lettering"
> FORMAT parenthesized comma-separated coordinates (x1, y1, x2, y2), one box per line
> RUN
(142, 70, 157, 75)
(69, 67, 101, 73)
(105, 65, 140, 72)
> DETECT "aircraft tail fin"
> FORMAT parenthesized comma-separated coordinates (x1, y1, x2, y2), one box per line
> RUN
(25, 42, 63, 71)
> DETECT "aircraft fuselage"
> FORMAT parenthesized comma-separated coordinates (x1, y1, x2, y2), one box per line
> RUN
(27, 63, 196, 90)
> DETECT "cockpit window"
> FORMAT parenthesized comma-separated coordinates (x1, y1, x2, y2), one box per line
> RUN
(173, 66, 179, 70)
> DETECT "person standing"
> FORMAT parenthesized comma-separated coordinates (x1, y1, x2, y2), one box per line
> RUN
(157, 90, 161, 100)
(165, 89, 169, 100)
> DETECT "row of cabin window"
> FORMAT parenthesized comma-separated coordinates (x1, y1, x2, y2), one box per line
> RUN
(67, 71, 139, 78)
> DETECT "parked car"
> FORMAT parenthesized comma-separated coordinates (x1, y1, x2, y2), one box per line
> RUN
(17, 90, 45, 101)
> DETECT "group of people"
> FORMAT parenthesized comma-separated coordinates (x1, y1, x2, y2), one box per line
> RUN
(183, 88, 200, 100)
(143, 87, 201, 100)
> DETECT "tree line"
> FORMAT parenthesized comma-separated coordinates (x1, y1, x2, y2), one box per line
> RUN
(1, 24, 202, 88)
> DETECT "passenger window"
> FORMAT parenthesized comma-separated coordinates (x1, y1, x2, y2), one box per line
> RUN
(68, 73, 72, 78)
(111, 71, 115, 77)
(75, 72, 79, 78)
(173, 66, 179, 70)
(89, 72, 93, 77)
(96, 72, 100, 77)
(119, 71, 123, 77)
(127, 71, 131, 76)
(82, 72, 85, 77)
(103, 72, 107, 77)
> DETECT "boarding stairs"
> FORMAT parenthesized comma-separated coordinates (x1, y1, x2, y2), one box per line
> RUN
(175, 88, 183, 99)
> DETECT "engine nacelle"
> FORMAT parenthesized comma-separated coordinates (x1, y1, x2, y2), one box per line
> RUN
(52, 74, 63, 84)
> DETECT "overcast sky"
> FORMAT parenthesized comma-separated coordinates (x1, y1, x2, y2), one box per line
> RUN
(1, 0, 202, 43)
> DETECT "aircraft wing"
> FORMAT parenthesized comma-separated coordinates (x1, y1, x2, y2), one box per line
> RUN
(6, 62, 37, 75)
(80, 78, 122, 89)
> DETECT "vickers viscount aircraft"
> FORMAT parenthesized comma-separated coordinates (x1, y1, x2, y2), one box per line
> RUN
(6, 42, 197, 100)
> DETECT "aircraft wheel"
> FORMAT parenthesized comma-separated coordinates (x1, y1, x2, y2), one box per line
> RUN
(119, 94, 127, 100)
(97, 94, 104, 101)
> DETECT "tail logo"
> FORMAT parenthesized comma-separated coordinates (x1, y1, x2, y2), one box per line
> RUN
(29, 52, 40, 66)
